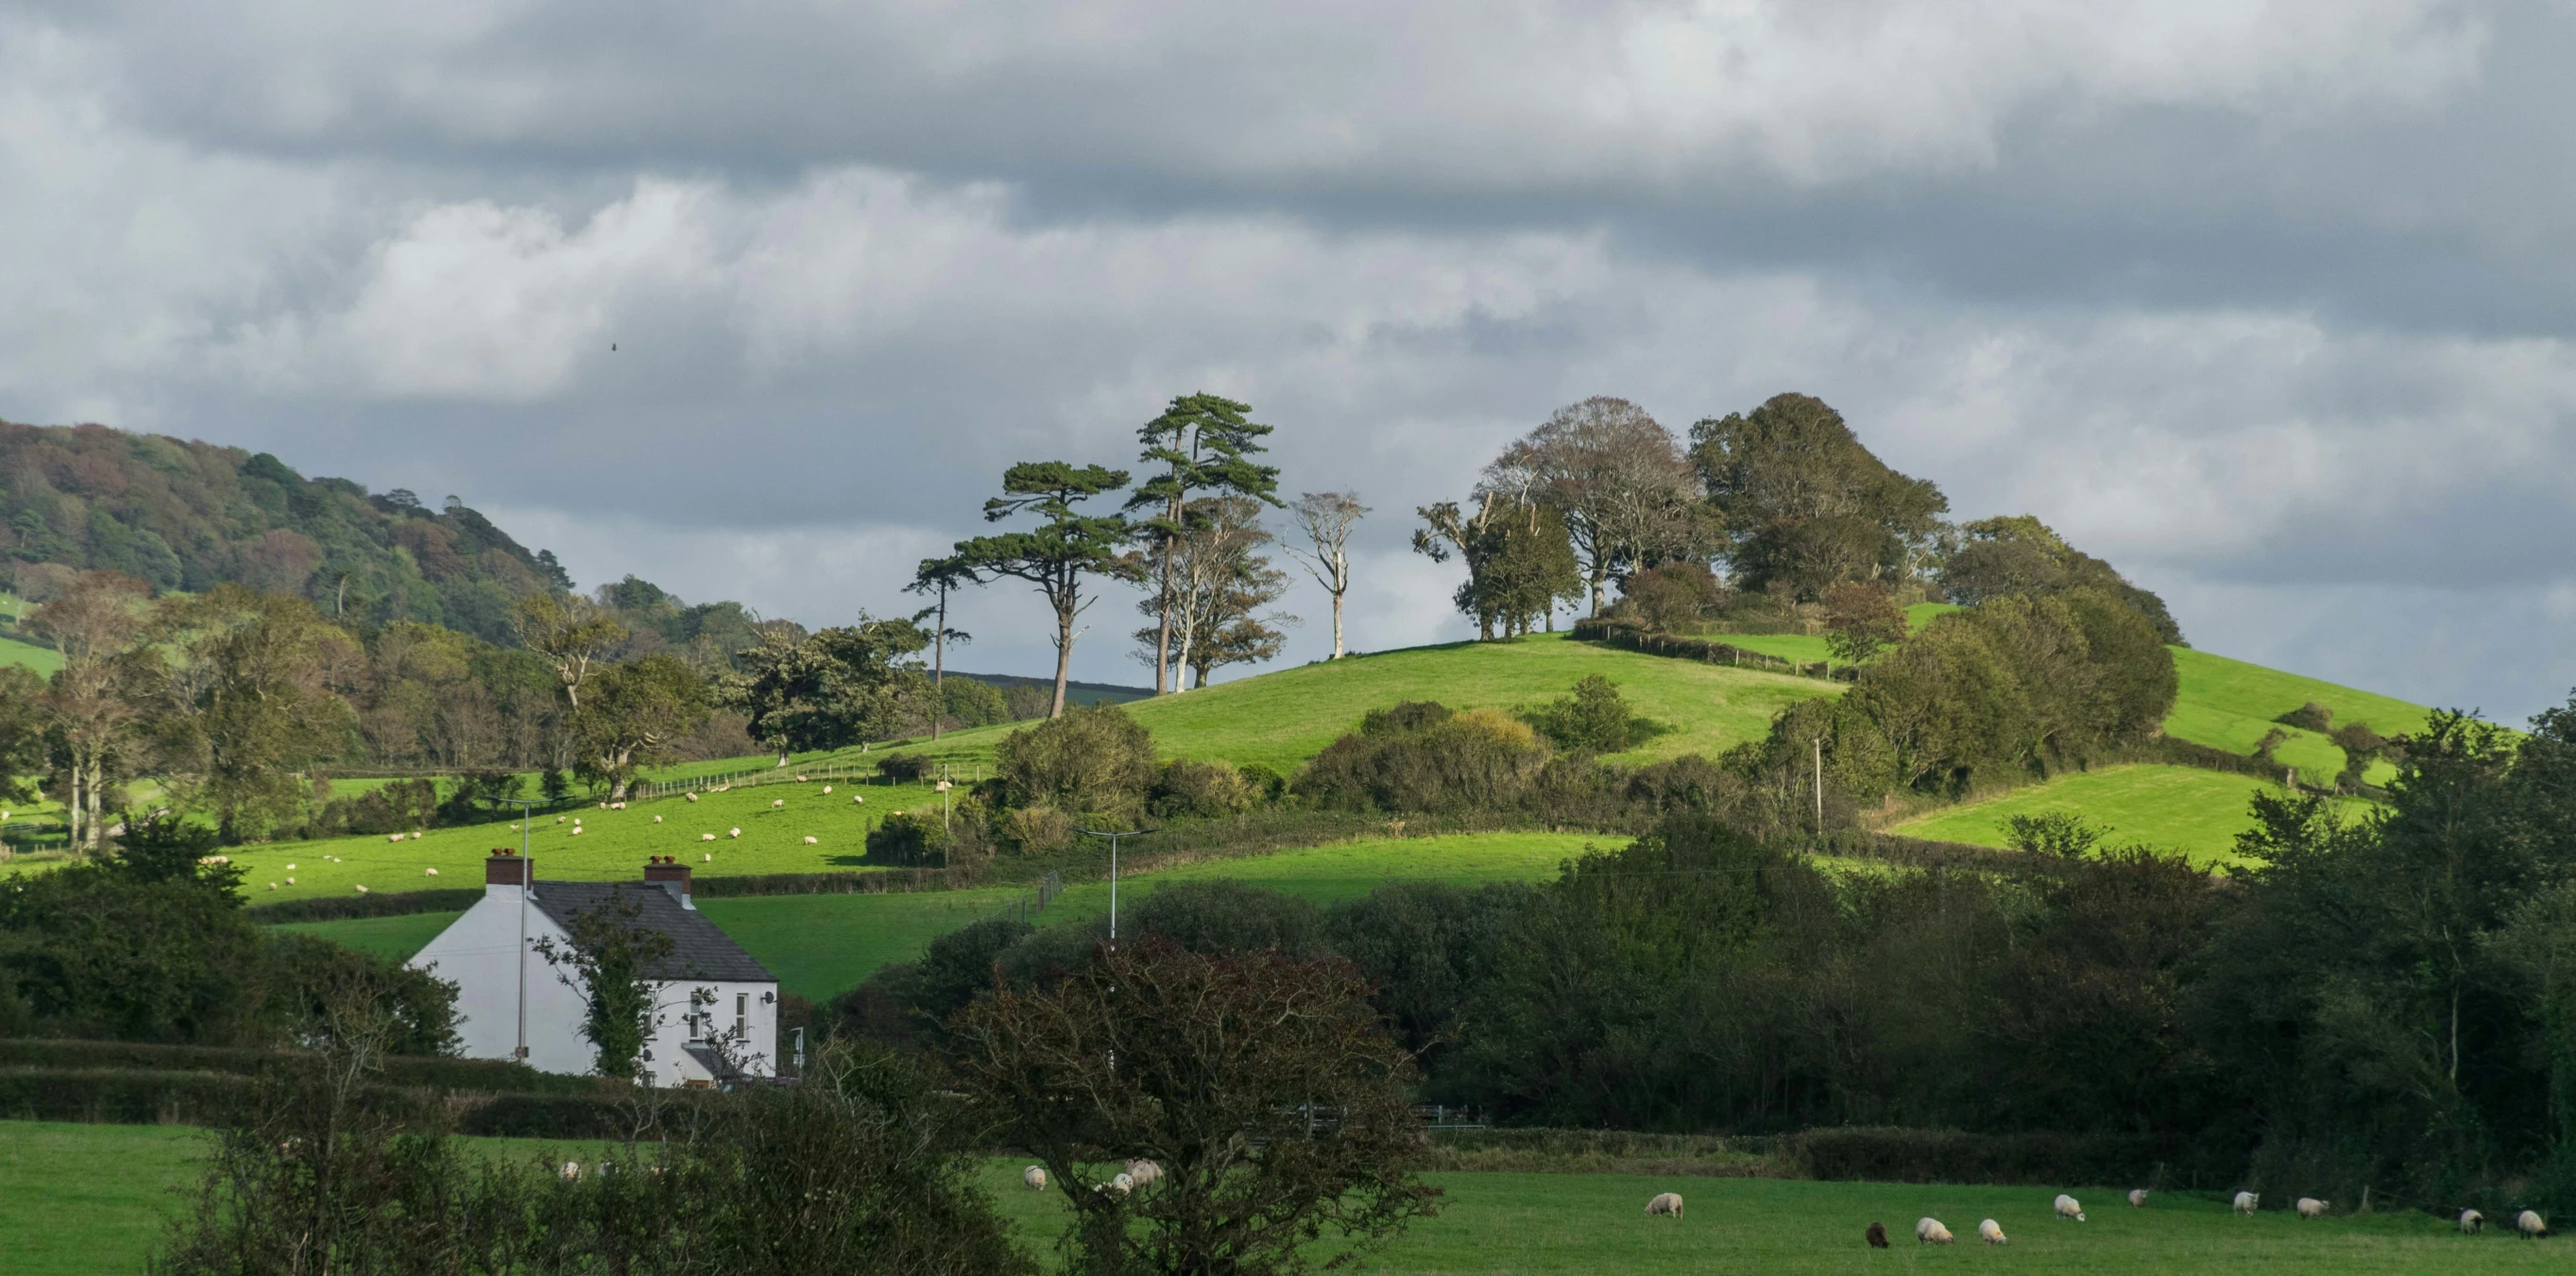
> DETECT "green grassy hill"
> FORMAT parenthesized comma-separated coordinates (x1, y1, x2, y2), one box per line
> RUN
(2167, 647, 2431, 788)
(1891, 764, 2380, 866)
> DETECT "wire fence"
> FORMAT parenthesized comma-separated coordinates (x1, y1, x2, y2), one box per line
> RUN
(983, 870, 1065, 928)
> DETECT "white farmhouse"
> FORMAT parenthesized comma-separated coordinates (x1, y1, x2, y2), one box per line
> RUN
(410, 851, 779, 1088)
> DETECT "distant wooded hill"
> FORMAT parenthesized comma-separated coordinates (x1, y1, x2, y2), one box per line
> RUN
(0, 421, 569, 644)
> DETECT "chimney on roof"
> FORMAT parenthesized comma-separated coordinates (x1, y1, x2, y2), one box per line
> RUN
(486, 849, 530, 890)
(643, 856, 693, 910)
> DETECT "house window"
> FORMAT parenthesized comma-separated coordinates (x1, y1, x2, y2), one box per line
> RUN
(685, 1012, 704, 1043)
(734, 993, 748, 1040)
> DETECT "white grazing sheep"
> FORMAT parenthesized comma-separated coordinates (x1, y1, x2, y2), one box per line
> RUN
(2129, 1189, 2149, 1208)
(803, 836, 818, 845)
(2518, 1209, 2546, 1237)
(687, 792, 699, 803)
(1111, 1174, 1134, 1195)
(2056, 1194, 2084, 1222)
(556, 816, 566, 824)
(410, 831, 422, 840)
(424, 868, 438, 876)
(1978, 1218, 2007, 1245)
(599, 802, 607, 809)
(1124, 1159, 1163, 1188)
(571, 826, 585, 836)
(286, 863, 297, 870)
(354, 884, 369, 893)
(729, 827, 742, 838)
(2233, 1191, 2260, 1215)
(772, 798, 785, 808)
(387, 834, 403, 843)
(1023, 1165, 1047, 1190)
(266, 882, 278, 891)
(560, 1161, 580, 1181)
(796, 774, 808, 782)
(2296, 1198, 2327, 1218)
(1644, 1193, 1683, 1217)
(853, 795, 865, 805)
(2461, 1208, 2484, 1233)
(701, 833, 717, 842)
(702, 854, 711, 862)
(823, 786, 832, 794)
(653, 815, 662, 824)
(1916, 1218, 1953, 1244)
(285, 877, 295, 884)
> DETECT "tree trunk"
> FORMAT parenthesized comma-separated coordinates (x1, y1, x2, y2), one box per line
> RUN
(931, 588, 947, 742)
(1330, 585, 1345, 658)
(1153, 525, 1177, 695)
(64, 764, 81, 857)
(1589, 569, 1606, 617)
(1051, 604, 1076, 719)
(85, 762, 103, 854)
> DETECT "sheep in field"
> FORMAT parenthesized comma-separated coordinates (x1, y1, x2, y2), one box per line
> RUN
(354, 884, 369, 894)
(1978, 1219, 2007, 1245)
(571, 826, 584, 835)
(1644, 1193, 1683, 1217)
(702, 833, 717, 842)
(1113, 1173, 1135, 1195)
(425, 868, 438, 876)
(729, 827, 742, 838)
(560, 1162, 580, 1181)
(2518, 1210, 2547, 1237)
(654, 815, 662, 823)
(1865, 1222, 1889, 1249)
(2296, 1199, 2328, 1218)
(1124, 1159, 1163, 1188)
(803, 836, 818, 845)
(1023, 1166, 1047, 1191)
(387, 834, 403, 843)
(1916, 1217, 1953, 1244)
(702, 854, 710, 861)
(2055, 1194, 2084, 1221)
(2462, 1209, 2484, 1233)
(823, 786, 832, 794)
(687, 793, 699, 802)
(2233, 1192, 2260, 1215)
(2128, 1189, 2149, 1207)
(773, 799, 785, 808)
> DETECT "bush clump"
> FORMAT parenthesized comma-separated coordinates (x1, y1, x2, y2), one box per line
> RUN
(865, 811, 950, 867)
(1146, 757, 1257, 820)
(2277, 702, 2334, 733)
(993, 704, 1154, 824)
(875, 752, 935, 783)
(1520, 675, 1656, 755)
(1294, 701, 1549, 814)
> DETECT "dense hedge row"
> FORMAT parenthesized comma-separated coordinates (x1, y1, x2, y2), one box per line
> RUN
(1788, 1127, 2199, 1188)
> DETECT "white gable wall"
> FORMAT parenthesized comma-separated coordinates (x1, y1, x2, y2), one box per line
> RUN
(641, 978, 780, 1088)
(409, 883, 594, 1077)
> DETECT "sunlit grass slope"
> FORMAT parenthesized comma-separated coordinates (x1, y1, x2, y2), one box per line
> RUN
(2165, 647, 2433, 788)
(1892, 764, 2380, 866)
(289, 832, 1605, 999)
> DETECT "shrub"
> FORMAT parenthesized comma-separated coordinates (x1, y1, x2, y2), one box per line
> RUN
(993, 703, 1155, 822)
(1520, 675, 1646, 754)
(1147, 757, 1256, 819)
(1132, 881, 1329, 958)
(1821, 581, 1906, 664)
(2277, 702, 2335, 732)
(1616, 561, 1727, 631)
(2004, 811, 2107, 859)
(1001, 804, 1072, 854)
(876, 751, 935, 783)
(866, 811, 950, 867)
(539, 769, 571, 803)
(1296, 701, 1550, 815)
(1237, 762, 1289, 804)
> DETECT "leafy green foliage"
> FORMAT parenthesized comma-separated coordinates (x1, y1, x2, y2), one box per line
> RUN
(1938, 514, 2185, 645)
(2004, 810, 2107, 859)
(1820, 581, 1906, 664)
(947, 461, 1145, 718)
(720, 618, 928, 760)
(866, 810, 952, 867)
(1612, 560, 1727, 631)
(574, 653, 714, 800)
(1520, 674, 1647, 754)
(1294, 701, 1550, 814)
(1689, 393, 1949, 598)
(1144, 757, 1256, 819)
(992, 703, 1155, 824)
(2277, 701, 2334, 732)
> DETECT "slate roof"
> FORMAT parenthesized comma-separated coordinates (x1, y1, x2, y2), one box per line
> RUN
(527, 881, 775, 983)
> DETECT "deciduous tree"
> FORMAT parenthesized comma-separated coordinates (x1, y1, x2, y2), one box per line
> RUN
(576, 654, 713, 801)
(1285, 490, 1368, 659)
(1691, 393, 1948, 599)
(1497, 398, 1707, 615)
(136, 586, 361, 842)
(26, 570, 150, 853)
(509, 592, 630, 713)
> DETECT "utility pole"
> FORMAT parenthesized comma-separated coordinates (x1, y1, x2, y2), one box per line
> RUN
(1075, 825, 1141, 941)
(1813, 737, 1824, 836)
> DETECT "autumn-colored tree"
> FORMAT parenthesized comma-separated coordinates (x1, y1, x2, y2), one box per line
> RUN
(26, 570, 151, 853)
(1821, 581, 1907, 665)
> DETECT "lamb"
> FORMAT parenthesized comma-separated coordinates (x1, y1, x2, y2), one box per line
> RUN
(1978, 1218, 2007, 1245)
(599, 802, 607, 809)
(729, 827, 742, 838)
(2055, 1194, 2084, 1222)
(285, 877, 295, 884)
(795, 774, 808, 782)
(1112, 1173, 1134, 1195)
(2461, 1209, 2484, 1233)
(425, 868, 438, 876)
(687, 793, 699, 803)
(2233, 1191, 2260, 1215)
(2296, 1198, 2328, 1218)
(557, 816, 566, 824)
(703, 854, 711, 862)
(411, 831, 422, 840)
(2518, 1209, 2547, 1237)
(267, 882, 278, 891)
(1124, 1159, 1163, 1188)
(702, 833, 717, 842)
(1865, 1222, 1889, 1249)
(1916, 1217, 1953, 1244)
(772, 798, 785, 808)
(571, 826, 584, 835)
(852, 795, 865, 805)
(1023, 1165, 1048, 1191)
(803, 836, 818, 845)
(1644, 1193, 1683, 1217)
(2128, 1189, 2149, 1208)
(822, 786, 832, 794)
(654, 815, 662, 824)
(286, 863, 297, 870)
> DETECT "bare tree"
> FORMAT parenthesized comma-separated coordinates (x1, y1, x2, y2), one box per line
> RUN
(1495, 398, 1705, 616)
(1285, 491, 1368, 658)
(1134, 496, 1292, 690)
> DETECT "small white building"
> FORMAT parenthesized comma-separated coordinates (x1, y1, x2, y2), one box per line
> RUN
(411, 852, 780, 1088)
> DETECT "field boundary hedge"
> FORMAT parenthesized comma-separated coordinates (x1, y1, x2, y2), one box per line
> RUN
(1787, 1125, 2222, 1188)
(1571, 617, 1850, 681)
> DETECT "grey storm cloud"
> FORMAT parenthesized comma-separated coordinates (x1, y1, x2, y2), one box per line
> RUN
(6, 0, 2576, 718)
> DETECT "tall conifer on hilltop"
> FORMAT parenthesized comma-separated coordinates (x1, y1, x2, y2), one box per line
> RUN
(1128, 394, 1282, 695)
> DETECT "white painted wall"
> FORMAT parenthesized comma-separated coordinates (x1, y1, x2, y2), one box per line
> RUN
(412, 885, 780, 1086)
(410, 883, 594, 1076)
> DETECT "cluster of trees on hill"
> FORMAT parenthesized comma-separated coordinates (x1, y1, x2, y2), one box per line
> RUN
(1409, 391, 2182, 646)
(0, 566, 1056, 847)
(837, 698, 2576, 1214)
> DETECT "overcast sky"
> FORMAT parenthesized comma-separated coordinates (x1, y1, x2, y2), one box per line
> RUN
(7, 0, 2575, 720)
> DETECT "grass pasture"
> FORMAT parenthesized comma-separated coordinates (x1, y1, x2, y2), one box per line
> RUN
(1890, 764, 2379, 866)
(2165, 647, 2431, 789)
(9, 1120, 2557, 1276)
(0, 632, 60, 676)
(281, 832, 1607, 999)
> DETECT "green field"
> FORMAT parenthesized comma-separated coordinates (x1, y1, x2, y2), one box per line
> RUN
(0, 633, 60, 676)
(1101, 632, 1834, 776)
(9, 1121, 2562, 1276)
(2167, 647, 2431, 788)
(285, 832, 1605, 1000)
(1891, 764, 2380, 865)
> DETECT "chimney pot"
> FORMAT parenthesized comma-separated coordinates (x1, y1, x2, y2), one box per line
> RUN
(485, 852, 530, 888)
(642, 858, 693, 908)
